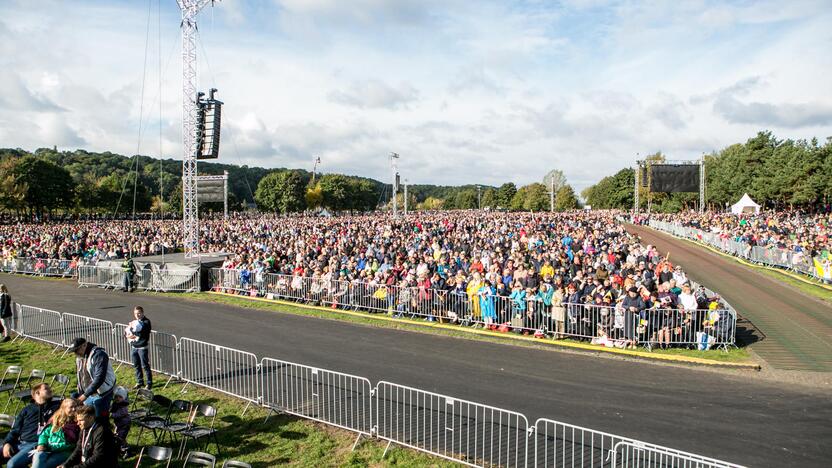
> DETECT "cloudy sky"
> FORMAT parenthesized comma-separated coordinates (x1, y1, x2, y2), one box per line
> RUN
(1, 0, 830, 192)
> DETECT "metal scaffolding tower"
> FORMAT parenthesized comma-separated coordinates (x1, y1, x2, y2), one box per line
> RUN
(178, 0, 214, 257)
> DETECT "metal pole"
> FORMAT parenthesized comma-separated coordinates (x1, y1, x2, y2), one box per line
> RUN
(312, 156, 320, 184)
(390, 152, 399, 218)
(179, 0, 213, 258)
(223, 170, 228, 219)
(550, 177, 554, 212)
(634, 159, 640, 214)
(404, 179, 408, 216)
(477, 185, 481, 209)
(700, 154, 705, 213)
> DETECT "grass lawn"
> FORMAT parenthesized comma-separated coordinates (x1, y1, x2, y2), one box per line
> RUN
(185, 292, 754, 365)
(0, 339, 455, 467)
(752, 267, 832, 304)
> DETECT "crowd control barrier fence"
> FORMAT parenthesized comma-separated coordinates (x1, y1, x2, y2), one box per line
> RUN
(1, 257, 84, 278)
(8, 304, 745, 468)
(78, 265, 199, 293)
(209, 268, 736, 350)
(649, 220, 832, 283)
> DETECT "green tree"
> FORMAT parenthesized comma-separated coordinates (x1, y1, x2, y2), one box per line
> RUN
(522, 183, 549, 211)
(496, 182, 517, 208)
(0, 158, 27, 215)
(452, 189, 478, 209)
(481, 188, 496, 208)
(254, 170, 307, 213)
(318, 174, 351, 211)
(554, 184, 579, 211)
(13, 156, 75, 217)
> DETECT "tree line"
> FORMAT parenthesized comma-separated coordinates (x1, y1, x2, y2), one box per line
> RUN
(582, 132, 832, 212)
(0, 147, 581, 218)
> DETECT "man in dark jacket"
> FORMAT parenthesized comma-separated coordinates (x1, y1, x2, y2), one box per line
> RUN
(125, 305, 152, 389)
(69, 338, 116, 419)
(1, 383, 60, 468)
(57, 406, 117, 468)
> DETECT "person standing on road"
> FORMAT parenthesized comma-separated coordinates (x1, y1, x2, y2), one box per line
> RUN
(124, 306, 152, 390)
(69, 338, 116, 420)
(0, 284, 13, 342)
(121, 256, 135, 292)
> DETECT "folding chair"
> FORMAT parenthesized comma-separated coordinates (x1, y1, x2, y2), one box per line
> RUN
(157, 399, 192, 444)
(183, 451, 216, 467)
(177, 404, 221, 459)
(134, 445, 173, 468)
(222, 461, 252, 468)
(0, 366, 23, 412)
(12, 369, 46, 411)
(129, 388, 155, 422)
(0, 413, 12, 432)
(134, 395, 172, 444)
(50, 374, 72, 400)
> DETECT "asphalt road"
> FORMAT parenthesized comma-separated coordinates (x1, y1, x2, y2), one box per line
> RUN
(1, 273, 830, 467)
(628, 224, 832, 372)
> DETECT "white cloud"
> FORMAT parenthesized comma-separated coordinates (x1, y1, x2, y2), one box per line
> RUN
(0, 0, 830, 194)
(328, 80, 419, 110)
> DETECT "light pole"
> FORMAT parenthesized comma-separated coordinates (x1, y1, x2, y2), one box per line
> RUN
(477, 185, 481, 209)
(404, 178, 409, 216)
(390, 152, 400, 218)
(311, 156, 321, 184)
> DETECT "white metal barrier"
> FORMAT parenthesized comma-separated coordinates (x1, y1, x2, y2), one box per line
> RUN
(135, 269, 200, 293)
(10, 304, 746, 467)
(14, 304, 64, 349)
(78, 265, 125, 289)
(611, 440, 745, 468)
(560, 304, 736, 350)
(0, 257, 81, 278)
(260, 358, 373, 440)
(534, 418, 636, 467)
(177, 337, 260, 410)
(649, 220, 832, 283)
(61, 313, 115, 357)
(373, 381, 531, 467)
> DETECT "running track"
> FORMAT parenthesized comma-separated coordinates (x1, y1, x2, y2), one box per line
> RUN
(0, 273, 830, 467)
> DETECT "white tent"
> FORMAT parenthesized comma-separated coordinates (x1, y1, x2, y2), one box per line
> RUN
(731, 193, 760, 214)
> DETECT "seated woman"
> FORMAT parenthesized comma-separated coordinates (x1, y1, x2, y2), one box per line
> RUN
(33, 398, 80, 468)
(57, 406, 118, 468)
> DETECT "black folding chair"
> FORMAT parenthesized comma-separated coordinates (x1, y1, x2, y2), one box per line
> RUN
(177, 404, 220, 459)
(10, 369, 45, 413)
(133, 445, 173, 468)
(129, 388, 155, 422)
(158, 399, 192, 443)
(183, 451, 216, 467)
(134, 394, 172, 444)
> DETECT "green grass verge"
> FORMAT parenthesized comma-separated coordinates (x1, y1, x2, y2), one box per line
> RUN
(184, 292, 753, 365)
(751, 267, 832, 304)
(0, 339, 456, 467)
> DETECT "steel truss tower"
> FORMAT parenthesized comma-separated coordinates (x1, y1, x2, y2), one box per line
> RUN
(178, 0, 214, 257)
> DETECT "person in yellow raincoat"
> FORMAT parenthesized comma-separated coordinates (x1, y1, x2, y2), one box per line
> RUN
(466, 271, 483, 323)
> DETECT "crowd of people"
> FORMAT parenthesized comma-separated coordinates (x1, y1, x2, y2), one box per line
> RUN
(1, 210, 740, 347)
(650, 210, 831, 259)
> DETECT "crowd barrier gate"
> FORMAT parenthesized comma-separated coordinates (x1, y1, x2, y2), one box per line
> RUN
(260, 358, 373, 446)
(373, 381, 531, 467)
